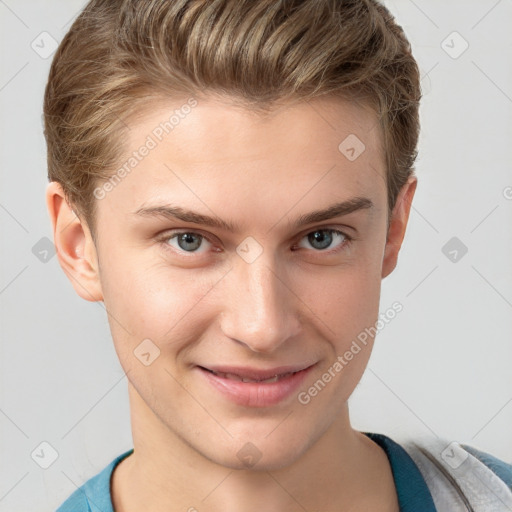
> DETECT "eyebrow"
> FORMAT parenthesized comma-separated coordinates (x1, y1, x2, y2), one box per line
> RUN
(133, 196, 374, 232)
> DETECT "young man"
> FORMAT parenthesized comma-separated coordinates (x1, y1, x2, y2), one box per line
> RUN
(44, 0, 511, 510)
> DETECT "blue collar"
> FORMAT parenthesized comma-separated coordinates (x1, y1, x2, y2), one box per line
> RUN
(363, 432, 437, 511)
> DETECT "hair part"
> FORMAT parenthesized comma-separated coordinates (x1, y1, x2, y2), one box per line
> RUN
(43, 0, 421, 237)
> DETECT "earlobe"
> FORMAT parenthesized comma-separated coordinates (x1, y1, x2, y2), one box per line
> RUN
(45, 181, 103, 302)
(381, 176, 417, 279)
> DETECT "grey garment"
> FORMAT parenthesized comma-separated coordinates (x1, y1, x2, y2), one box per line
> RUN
(401, 436, 512, 512)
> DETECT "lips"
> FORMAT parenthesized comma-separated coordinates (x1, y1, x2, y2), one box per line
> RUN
(196, 363, 316, 407)
(201, 368, 295, 384)
(199, 364, 310, 382)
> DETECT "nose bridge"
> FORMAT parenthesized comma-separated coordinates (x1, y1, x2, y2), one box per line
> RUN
(220, 250, 300, 353)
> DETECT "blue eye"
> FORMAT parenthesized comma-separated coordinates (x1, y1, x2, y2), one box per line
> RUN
(164, 232, 212, 253)
(297, 229, 350, 252)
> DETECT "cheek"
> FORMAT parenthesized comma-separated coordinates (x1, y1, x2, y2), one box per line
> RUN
(98, 247, 216, 356)
(299, 266, 383, 405)
(296, 260, 382, 342)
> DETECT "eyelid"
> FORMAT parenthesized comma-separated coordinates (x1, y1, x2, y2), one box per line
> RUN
(157, 228, 216, 242)
(294, 223, 355, 240)
(290, 223, 356, 249)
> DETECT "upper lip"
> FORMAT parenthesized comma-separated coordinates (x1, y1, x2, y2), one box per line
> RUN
(199, 363, 315, 381)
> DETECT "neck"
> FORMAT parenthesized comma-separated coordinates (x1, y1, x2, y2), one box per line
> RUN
(112, 383, 398, 512)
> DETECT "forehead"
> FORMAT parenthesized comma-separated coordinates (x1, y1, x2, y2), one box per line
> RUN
(129, 94, 383, 166)
(97, 94, 387, 226)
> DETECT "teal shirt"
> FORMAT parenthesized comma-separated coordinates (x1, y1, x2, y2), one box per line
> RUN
(56, 432, 512, 511)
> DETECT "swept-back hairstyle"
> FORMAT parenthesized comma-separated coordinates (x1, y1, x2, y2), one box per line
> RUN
(43, 0, 421, 236)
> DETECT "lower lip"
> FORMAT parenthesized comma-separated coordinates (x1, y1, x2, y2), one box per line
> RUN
(197, 365, 315, 407)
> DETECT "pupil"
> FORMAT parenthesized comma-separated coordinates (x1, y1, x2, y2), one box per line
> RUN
(309, 230, 332, 250)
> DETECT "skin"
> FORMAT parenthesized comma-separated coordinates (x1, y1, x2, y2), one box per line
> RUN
(47, 94, 416, 512)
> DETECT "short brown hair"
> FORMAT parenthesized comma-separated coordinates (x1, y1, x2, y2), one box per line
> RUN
(43, 0, 421, 236)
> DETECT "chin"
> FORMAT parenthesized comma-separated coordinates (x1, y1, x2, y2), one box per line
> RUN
(200, 427, 315, 472)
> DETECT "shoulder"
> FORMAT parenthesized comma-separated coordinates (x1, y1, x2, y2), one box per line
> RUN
(401, 436, 512, 487)
(56, 488, 91, 512)
(399, 435, 512, 509)
(460, 443, 512, 488)
(56, 449, 134, 512)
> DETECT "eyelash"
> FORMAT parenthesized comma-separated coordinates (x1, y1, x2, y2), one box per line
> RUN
(156, 227, 354, 258)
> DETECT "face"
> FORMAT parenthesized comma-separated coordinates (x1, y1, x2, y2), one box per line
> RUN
(50, 94, 415, 471)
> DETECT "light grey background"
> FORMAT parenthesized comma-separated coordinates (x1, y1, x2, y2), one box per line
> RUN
(1, 0, 511, 510)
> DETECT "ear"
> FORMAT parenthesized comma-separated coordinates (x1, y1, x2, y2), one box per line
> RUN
(381, 175, 417, 279)
(45, 181, 103, 302)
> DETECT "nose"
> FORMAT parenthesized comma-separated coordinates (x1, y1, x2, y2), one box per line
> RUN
(219, 253, 302, 354)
